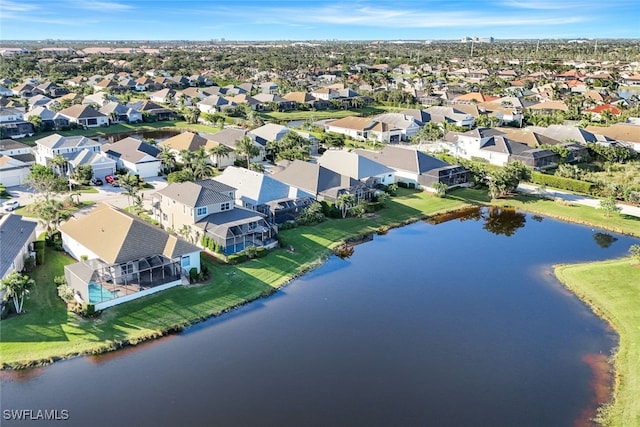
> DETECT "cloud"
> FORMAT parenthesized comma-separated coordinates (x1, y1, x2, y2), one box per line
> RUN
(1, 1, 39, 13)
(72, 1, 135, 12)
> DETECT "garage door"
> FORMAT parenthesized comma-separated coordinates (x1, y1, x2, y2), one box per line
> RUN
(0, 172, 23, 187)
(93, 167, 115, 180)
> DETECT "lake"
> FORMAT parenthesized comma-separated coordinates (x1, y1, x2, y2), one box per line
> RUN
(1, 208, 637, 427)
(93, 129, 182, 144)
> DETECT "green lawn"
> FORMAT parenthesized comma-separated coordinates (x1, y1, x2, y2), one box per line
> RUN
(19, 121, 221, 145)
(0, 189, 468, 368)
(555, 259, 640, 426)
(447, 188, 640, 237)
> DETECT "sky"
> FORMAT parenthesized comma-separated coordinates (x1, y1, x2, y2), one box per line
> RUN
(1, 0, 639, 41)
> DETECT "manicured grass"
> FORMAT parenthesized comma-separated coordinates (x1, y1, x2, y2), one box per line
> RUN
(447, 187, 640, 237)
(555, 259, 640, 426)
(0, 189, 468, 368)
(13, 201, 95, 219)
(19, 121, 221, 145)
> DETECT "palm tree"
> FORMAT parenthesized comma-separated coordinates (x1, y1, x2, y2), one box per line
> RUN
(49, 154, 68, 176)
(0, 271, 35, 314)
(158, 146, 176, 174)
(335, 193, 356, 218)
(209, 143, 232, 168)
(236, 136, 260, 168)
(120, 173, 141, 206)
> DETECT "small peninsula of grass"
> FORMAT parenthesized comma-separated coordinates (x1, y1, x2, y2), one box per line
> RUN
(0, 189, 467, 369)
(555, 258, 640, 426)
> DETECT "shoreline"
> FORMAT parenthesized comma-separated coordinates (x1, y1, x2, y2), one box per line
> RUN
(2, 189, 638, 425)
(555, 258, 640, 426)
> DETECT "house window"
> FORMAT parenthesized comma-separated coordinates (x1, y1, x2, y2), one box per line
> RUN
(196, 206, 208, 216)
(120, 263, 134, 275)
(162, 213, 168, 221)
(181, 256, 190, 268)
(220, 202, 230, 211)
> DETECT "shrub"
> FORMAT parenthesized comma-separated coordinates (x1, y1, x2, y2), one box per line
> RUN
(57, 284, 75, 303)
(530, 172, 593, 194)
(432, 182, 448, 197)
(299, 202, 328, 224)
(80, 303, 96, 317)
(189, 268, 199, 283)
(244, 245, 258, 259)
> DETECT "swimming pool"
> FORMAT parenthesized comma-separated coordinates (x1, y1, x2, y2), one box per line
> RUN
(88, 283, 117, 304)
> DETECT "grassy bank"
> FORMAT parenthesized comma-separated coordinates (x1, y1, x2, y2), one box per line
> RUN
(0, 189, 467, 368)
(447, 188, 640, 237)
(555, 259, 640, 426)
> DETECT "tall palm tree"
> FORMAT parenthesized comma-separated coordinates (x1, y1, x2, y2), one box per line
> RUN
(236, 136, 260, 168)
(158, 146, 176, 174)
(209, 143, 232, 168)
(49, 154, 68, 176)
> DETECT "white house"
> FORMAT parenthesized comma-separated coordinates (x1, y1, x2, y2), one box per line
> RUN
(34, 134, 103, 166)
(325, 116, 403, 143)
(58, 105, 109, 128)
(0, 155, 31, 187)
(102, 137, 162, 178)
(68, 149, 117, 181)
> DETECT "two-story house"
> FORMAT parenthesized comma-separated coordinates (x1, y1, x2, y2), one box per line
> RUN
(0, 108, 35, 139)
(324, 116, 403, 143)
(153, 179, 278, 255)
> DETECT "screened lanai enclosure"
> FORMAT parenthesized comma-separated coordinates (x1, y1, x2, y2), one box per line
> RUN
(420, 165, 472, 189)
(64, 255, 184, 306)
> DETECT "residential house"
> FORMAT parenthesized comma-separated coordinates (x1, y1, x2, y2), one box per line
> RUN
(102, 137, 162, 178)
(583, 104, 622, 121)
(272, 159, 372, 203)
(67, 149, 117, 181)
(0, 155, 31, 187)
(60, 203, 201, 310)
(250, 93, 295, 111)
(530, 124, 612, 145)
(99, 102, 142, 124)
(202, 127, 261, 167)
(34, 133, 102, 165)
(23, 106, 70, 131)
(444, 127, 558, 168)
(128, 100, 176, 121)
(213, 166, 314, 224)
(197, 95, 234, 114)
(283, 92, 330, 109)
(311, 87, 340, 101)
(11, 82, 34, 97)
(0, 108, 34, 139)
(324, 116, 403, 143)
(27, 94, 53, 109)
(153, 180, 277, 255)
(374, 113, 422, 141)
(249, 123, 290, 148)
(355, 145, 471, 191)
(0, 214, 37, 280)
(93, 79, 120, 93)
(58, 105, 109, 128)
(424, 106, 476, 128)
(0, 213, 37, 316)
(0, 85, 14, 96)
(260, 82, 278, 94)
(158, 132, 211, 162)
(317, 150, 396, 187)
(0, 139, 34, 186)
(149, 88, 177, 104)
(527, 100, 569, 114)
(585, 123, 640, 152)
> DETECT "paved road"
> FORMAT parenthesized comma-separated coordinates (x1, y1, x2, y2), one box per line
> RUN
(517, 183, 640, 218)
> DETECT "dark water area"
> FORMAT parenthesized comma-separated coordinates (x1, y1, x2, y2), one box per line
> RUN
(93, 129, 182, 144)
(2, 209, 638, 427)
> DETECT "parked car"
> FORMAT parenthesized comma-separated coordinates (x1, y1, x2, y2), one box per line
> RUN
(2, 200, 20, 212)
(105, 175, 119, 186)
(90, 177, 103, 186)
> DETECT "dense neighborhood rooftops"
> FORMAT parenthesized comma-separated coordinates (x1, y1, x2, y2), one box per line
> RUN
(59, 203, 198, 264)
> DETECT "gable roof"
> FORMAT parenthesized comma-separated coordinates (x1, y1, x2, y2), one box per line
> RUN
(58, 104, 107, 119)
(59, 203, 199, 264)
(202, 127, 248, 148)
(0, 214, 37, 278)
(249, 123, 289, 143)
(156, 180, 234, 208)
(585, 123, 640, 144)
(102, 137, 161, 163)
(158, 132, 208, 151)
(273, 159, 360, 195)
(213, 166, 312, 205)
(36, 133, 101, 149)
(354, 146, 450, 174)
(317, 150, 394, 180)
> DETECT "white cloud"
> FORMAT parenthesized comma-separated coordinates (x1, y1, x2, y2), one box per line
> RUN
(72, 1, 135, 12)
(0, 1, 39, 13)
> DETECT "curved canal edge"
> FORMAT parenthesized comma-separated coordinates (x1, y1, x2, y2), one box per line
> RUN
(555, 258, 640, 426)
(0, 195, 474, 370)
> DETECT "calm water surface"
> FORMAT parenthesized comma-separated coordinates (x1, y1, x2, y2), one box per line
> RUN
(2, 209, 637, 427)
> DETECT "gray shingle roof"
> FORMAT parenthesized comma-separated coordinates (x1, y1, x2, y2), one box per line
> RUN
(355, 146, 450, 174)
(157, 181, 233, 208)
(0, 214, 37, 278)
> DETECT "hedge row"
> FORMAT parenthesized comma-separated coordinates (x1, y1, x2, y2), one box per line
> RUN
(529, 172, 593, 194)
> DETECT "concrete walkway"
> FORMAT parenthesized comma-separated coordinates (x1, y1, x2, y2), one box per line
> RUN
(517, 183, 640, 218)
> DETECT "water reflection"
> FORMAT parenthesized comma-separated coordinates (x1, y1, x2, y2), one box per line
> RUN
(429, 206, 527, 237)
(592, 232, 618, 249)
